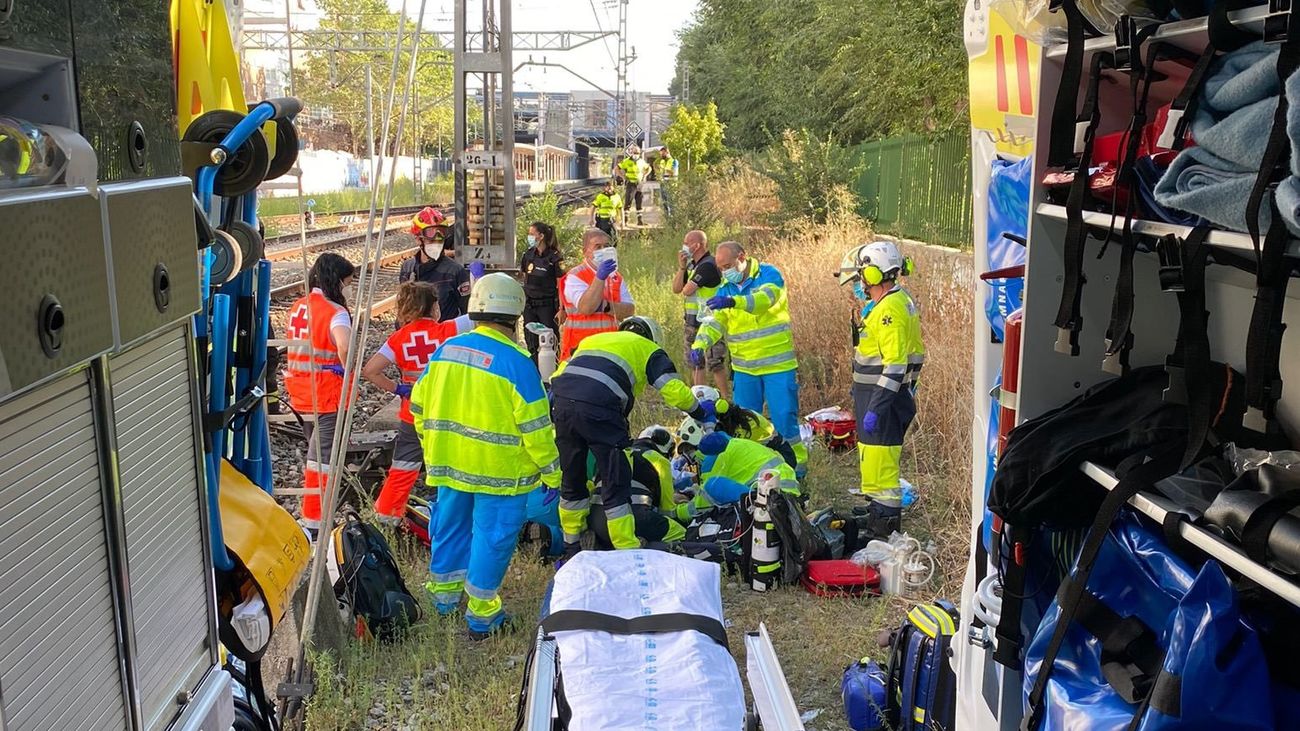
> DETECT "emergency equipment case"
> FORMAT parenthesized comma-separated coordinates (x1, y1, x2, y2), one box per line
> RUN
(960, 3, 1300, 730)
(0, 2, 230, 730)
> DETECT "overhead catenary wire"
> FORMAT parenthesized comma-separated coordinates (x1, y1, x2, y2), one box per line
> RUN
(292, 0, 432, 695)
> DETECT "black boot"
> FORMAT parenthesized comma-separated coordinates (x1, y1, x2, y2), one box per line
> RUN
(862, 500, 901, 542)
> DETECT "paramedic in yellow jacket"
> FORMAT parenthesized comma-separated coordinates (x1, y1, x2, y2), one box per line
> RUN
(692, 241, 808, 478)
(412, 273, 561, 640)
(551, 317, 715, 555)
(839, 241, 924, 539)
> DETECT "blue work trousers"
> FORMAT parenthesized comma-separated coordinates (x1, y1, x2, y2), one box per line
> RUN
(733, 368, 805, 474)
(427, 486, 529, 632)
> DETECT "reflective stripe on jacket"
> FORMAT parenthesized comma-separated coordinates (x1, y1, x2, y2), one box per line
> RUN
(383, 316, 470, 423)
(593, 192, 621, 218)
(693, 259, 797, 376)
(854, 287, 925, 412)
(411, 326, 561, 495)
(551, 330, 700, 417)
(284, 290, 350, 413)
(559, 264, 624, 360)
(700, 436, 800, 496)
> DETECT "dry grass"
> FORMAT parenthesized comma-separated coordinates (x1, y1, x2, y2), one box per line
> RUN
(304, 178, 975, 731)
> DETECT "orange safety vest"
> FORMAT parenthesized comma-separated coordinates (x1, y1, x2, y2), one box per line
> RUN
(383, 317, 463, 423)
(283, 290, 351, 414)
(559, 264, 624, 360)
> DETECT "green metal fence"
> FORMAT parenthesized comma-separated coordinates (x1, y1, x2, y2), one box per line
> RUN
(853, 133, 973, 247)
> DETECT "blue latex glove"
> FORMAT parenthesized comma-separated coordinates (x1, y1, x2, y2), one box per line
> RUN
(861, 411, 880, 435)
(542, 487, 560, 506)
(698, 431, 731, 456)
(394, 383, 413, 399)
(688, 348, 704, 368)
(595, 258, 617, 280)
(469, 261, 486, 278)
(703, 476, 750, 505)
(322, 364, 346, 377)
(673, 473, 695, 491)
(697, 399, 717, 424)
(706, 295, 734, 310)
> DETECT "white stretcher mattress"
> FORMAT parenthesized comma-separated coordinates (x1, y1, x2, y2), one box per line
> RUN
(548, 549, 747, 730)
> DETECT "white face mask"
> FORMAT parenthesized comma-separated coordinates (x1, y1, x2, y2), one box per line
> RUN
(722, 261, 745, 284)
(343, 284, 357, 302)
(527, 234, 538, 248)
(421, 241, 444, 260)
(682, 245, 692, 257)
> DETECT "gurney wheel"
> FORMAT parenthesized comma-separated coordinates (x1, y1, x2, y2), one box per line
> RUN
(209, 229, 243, 283)
(264, 118, 299, 181)
(184, 109, 271, 197)
(225, 220, 264, 270)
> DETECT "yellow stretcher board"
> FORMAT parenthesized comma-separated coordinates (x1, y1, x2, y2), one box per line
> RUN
(967, 7, 1041, 158)
(219, 460, 311, 627)
(171, 0, 278, 155)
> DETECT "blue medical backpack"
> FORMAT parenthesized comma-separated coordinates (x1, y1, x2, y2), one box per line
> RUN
(884, 601, 959, 731)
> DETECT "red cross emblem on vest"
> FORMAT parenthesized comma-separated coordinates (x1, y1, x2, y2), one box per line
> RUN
(402, 330, 440, 369)
(288, 303, 310, 338)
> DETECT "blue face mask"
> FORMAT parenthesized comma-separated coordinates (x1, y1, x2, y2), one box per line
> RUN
(526, 234, 537, 248)
(722, 264, 744, 285)
(852, 281, 866, 300)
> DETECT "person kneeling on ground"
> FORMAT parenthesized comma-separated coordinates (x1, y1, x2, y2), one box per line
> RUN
(551, 316, 715, 556)
(691, 385, 798, 473)
(677, 417, 801, 508)
(588, 426, 689, 548)
(361, 282, 472, 525)
(412, 273, 561, 640)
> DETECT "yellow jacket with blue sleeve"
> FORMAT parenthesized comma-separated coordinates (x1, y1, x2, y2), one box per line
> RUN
(693, 259, 797, 376)
(411, 326, 561, 495)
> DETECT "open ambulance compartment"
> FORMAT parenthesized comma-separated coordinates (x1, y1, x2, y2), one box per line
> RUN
(959, 4, 1300, 729)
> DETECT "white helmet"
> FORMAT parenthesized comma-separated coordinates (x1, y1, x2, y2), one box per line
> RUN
(691, 385, 721, 403)
(677, 416, 707, 447)
(619, 315, 665, 349)
(636, 425, 675, 455)
(468, 272, 525, 322)
(841, 240, 910, 286)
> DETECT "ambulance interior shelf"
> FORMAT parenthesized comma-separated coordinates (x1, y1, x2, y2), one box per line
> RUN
(1042, 3, 1272, 61)
(1079, 459, 1300, 608)
(1036, 202, 1300, 260)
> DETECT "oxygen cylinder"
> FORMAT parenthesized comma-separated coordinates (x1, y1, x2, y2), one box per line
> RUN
(526, 322, 559, 382)
(749, 469, 783, 592)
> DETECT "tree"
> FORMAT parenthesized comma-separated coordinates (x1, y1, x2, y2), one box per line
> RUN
(671, 0, 968, 149)
(661, 102, 725, 171)
(293, 0, 455, 158)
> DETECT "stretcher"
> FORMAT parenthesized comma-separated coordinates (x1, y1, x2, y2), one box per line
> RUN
(517, 550, 806, 731)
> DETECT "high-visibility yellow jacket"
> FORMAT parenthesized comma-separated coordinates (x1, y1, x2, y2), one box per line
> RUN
(618, 156, 645, 183)
(411, 326, 561, 494)
(593, 191, 622, 218)
(552, 330, 704, 418)
(854, 286, 925, 409)
(700, 436, 800, 495)
(693, 258, 797, 376)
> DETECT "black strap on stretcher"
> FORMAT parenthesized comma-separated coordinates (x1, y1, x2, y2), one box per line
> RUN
(1053, 50, 1115, 356)
(1242, 1, 1300, 435)
(1047, 0, 1098, 169)
(541, 609, 731, 651)
(1021, 447, 1183, 731)
(1101, 24, 1175, 375)
(1156, 226, 1221, 471)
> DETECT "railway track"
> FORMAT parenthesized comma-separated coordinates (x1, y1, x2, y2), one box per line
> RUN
(268, 182, 603, 318)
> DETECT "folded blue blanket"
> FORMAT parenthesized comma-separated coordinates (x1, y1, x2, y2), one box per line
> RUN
(1154, 42, 1288, 234)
